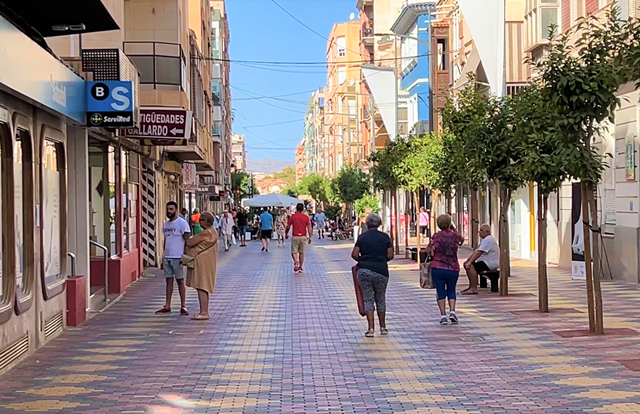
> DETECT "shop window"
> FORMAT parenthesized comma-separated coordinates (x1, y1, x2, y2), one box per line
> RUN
(122, 149, 129, 252)
(43, 140, 64, 287)
(0, 124, 5, 304)
(108, 146, 118, 256)
(89, 145, 107, 256)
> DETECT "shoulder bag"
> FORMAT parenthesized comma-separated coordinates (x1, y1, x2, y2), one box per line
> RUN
(181, 234, 215, 269)
(420, 253, 434, 289)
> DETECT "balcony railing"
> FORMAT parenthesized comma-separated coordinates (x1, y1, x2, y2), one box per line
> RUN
(362, 23, 374, 39)
(123, 41, 187, 91)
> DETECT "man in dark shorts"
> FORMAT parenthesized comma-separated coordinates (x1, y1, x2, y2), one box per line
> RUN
(237, 208, 248, 247)
(259, 207, 274, 252)
(462, 224, 500, 294)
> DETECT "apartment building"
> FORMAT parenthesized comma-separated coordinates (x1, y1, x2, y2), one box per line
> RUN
(325, 21, 361, 176)
(210, 0, 233, 207)
(232, 134, 247, 171)
(301, 90, 324, 176)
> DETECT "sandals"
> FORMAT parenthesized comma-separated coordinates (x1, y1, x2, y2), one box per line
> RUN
(461, 290, 478, 295)
(191, 314, 210, 321)
(180, 307, 189, 315)
(155, 307, 171, 315)
(380, 328, 389, 336)
(365, 330, 375, 338)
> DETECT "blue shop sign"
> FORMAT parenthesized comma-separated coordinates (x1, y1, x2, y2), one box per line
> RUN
(86, 81, 134, 127)
(0, 14, 85, 123)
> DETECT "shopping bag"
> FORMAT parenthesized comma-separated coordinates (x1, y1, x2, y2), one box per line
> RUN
(352, 265, 366, 317)
(420, 262, 434, 289)
(232, 234, 237, 245)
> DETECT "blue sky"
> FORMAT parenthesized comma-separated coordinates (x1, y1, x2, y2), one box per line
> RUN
(227, 0, 357, 162)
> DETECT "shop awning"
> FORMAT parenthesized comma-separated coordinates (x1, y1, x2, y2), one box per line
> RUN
(453, 47, 481, 91)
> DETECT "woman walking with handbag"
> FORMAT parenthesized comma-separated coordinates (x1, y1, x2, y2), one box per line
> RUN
(184, 212, 219, 320)
(425, 214, 464, 325)
(351, 213, 394, 337)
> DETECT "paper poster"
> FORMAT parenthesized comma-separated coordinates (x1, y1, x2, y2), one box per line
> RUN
(43, 168, 61, 285)
(571, 183, 586, 280)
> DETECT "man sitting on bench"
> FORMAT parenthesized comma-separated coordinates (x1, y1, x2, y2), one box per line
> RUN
(462, 223, 500, 294)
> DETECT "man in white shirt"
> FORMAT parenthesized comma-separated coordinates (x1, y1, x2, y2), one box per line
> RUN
(220, 210, 234, 251)
(462, 223, 500, 294)
(315, 210, 326, 239)
(156, 201, 191, 315)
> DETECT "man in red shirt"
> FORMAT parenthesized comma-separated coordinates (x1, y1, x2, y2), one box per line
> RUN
(286, 203, 312, 273)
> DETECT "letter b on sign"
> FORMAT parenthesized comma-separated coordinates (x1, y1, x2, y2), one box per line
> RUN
(91, 83, 109, 101)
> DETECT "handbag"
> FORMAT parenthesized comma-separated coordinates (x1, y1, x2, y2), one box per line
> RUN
(420, 254, 434, 289)
(181, 237, 215, 269)
(351, 265, 366, 317)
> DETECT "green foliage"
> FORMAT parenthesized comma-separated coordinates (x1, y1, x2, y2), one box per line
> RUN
(231, 171, 258, 198)
(511, 83, 570, 196)
(433, 131, 465, 197)
(324, 204, 343, 221)
(331, 165, 369, 204)
(442, 78, 490, 190)
(355, 193, 380, 218)
(299, 174, 332, 203)
(369, 140, 404, 192)
(530, 10, 629, 185)
(271, 166, 297, 188)
(283, 186, 299, 197)
(393, 133, 443, 193)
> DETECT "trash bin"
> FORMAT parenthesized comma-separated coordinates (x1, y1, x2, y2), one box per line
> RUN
(410, 248, 428, 263)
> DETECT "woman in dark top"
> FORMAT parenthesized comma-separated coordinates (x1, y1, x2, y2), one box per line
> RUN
(351, 213, 394, 337)
(425, 214, 464, 325)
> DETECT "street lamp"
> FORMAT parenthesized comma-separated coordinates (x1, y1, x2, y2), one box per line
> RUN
(374, 31, 434, 133)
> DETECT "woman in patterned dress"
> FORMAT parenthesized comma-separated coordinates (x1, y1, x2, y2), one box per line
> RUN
(275, 209, 287, 247)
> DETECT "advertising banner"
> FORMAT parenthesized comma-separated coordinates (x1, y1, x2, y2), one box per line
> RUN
(571, 183, 586, 280)
(183, 163, 197, 191)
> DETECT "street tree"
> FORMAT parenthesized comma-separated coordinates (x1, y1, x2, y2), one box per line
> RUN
(331, 165, 369, 210)
(370, 140, 407, 253)
(231, 171, 259, 201)
(442, 78, 489, 246)
(355, 193, 380, 218)
(512, 83, 572, 312)
(530, 10, 634, 332)
(299, 174, 332, 206)
(393, 134, 442, 262)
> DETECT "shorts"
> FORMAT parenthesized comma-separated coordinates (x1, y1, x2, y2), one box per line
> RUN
(420, 226, 431, 237)
(238, 225, 247, 235)
(472, 261, 492, 273)
(163, 258, 184, 280)
(261, 229, 273, 239)
(291, 236, 308, 254)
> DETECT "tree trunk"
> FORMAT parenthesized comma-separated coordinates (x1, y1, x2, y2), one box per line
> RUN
(404, 191, 409, 250)
(431, 191, 439, 235)
(389, 190, 395, 250)
(585, 181, 604, 334)
(499, 185, 511, 296)
(392, 190, 400, 254)
(446, 194, 452, 215)
(581, 181, 597, 333)
(471, 187, 479, 249)
(414, 190, 421, 264)
(538, 192, 549, 313)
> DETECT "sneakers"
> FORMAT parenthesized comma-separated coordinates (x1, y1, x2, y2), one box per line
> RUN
(439, 315, 449, 325)
(449, 312, 459, 324)
(293, 261, 300, 272)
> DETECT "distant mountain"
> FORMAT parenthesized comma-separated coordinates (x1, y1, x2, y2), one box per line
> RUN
(246, 156, 294, 174)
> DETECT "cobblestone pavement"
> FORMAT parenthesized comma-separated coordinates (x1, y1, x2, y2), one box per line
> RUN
(2, 238, 640, 413)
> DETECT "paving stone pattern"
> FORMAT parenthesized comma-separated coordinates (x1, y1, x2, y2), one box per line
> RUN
(1, 239, 640, 413)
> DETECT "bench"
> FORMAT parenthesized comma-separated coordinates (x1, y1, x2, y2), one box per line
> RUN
(479, 270, 500, 293)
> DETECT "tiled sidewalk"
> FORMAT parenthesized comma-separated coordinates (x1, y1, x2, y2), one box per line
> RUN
(1, 239, 640, 413)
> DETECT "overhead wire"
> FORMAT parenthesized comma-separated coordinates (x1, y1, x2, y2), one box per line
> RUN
(243, 119, 305, 128)
(234, 90, 319, 101)
(197, 52, 434, 66)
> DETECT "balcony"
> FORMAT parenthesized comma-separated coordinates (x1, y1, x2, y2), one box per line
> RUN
(124, 42, 187, 91)
(211, 121, 222, 143)
(356, 0, 373, 9)
(362, 23, 374, 45)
